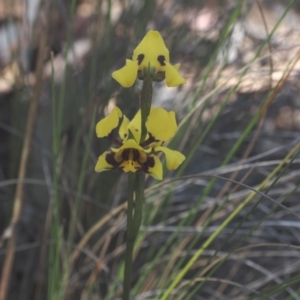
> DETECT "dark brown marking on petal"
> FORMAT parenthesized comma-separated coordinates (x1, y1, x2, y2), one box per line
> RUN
(147, 157, 155, 168)
(146, 156, 155, 168)
(141, 156, 155, 173)
(121, 149, 129, 160)
(140, 134, 157, 147)
(132, 149, 140, 161)
(157, 55, 166, 66)
(106, 152, 118, 167)
(137, 54, 144, 65)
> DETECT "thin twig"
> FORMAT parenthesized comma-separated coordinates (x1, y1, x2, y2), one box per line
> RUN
(256, 0, 273, 89)
(160, 141, 300, 299)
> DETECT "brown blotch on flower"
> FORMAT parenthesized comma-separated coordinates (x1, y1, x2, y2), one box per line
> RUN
(133, 149, 140, 161)
(106, 153, 118, 167)
(140, 134, 157, 147)
(137, 54, 144, 65)
(121, 149, 129, 160)
(146, 156, 155, 168)
(157, 55, 166, 66)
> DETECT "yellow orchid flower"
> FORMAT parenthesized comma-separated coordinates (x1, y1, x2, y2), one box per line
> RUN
(112, 30, 186, 88)
(95, 106, 185, 180)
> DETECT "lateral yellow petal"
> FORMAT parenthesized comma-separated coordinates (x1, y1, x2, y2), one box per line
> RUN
(119, 115, 130, 140)
(96, 106, 122, 138)
(112, 59, 138, 87)
(155, 146, 185, 170)
(173, 63, 180, 71)
(165, 62, 186, 87)
(146, 155, 163, 180)
(95, 151, 115, 172)
(133, 30, 170, 72)
(146, 107, 177, 142)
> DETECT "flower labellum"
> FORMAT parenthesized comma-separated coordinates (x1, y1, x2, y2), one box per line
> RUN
(112, 30, 186, 88)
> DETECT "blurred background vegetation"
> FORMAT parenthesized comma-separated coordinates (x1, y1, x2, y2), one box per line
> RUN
(0, 0, 300, 299)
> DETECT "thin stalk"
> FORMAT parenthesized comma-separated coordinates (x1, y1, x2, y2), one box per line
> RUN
(123, 173, 136, 300)
(183, 152, 300, 300)
(123, 66, 151, 299)
(140, 67, 152, 142)
(49, 51, 63, 300)
(61, 106, 99, 294)
(250, 275, 300, 300)
(0, 7, 48, 300)
(57, 0, 77, 140)
(134, 173, 145, 237)
(160, 141, 300, 300)
(122, 166, 146, 298)
(153, 7, 298, 292)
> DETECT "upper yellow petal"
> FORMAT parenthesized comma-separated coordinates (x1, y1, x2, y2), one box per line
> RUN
(96, 106, 122, 138)
(155, 146, 185, 170)
(119, 115, 130, 140)
(146, 154, 163, 180)
(95, 151, 115, 172)
(133, 30, 170, 72)
(146, 107, 177, 142)
(112, 59, 138, 87)
(128, 110, 142, 143)
(165, 62, 186, 87)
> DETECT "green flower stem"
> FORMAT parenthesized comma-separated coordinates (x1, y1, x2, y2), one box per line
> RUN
(135, 67, 151, 237)
(123, 170, 145, 300)
(140, 67, 153, 143)
(134, 173, 145, 237)
(123, 68, 152, 299)
(123, 173, 136, 300)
